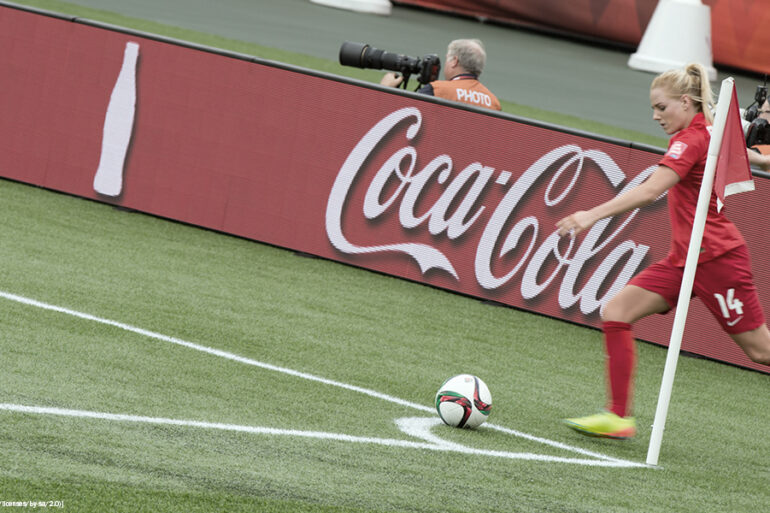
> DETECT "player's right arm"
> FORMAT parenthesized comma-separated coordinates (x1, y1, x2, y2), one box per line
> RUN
(556, 165, 680, 237)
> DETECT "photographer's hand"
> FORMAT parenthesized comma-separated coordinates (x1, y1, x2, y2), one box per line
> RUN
(380, 72, 404, 88)
(748, 147, 770, 171)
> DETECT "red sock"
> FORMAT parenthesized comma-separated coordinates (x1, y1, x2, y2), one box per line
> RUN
(603, 321, 636, 418)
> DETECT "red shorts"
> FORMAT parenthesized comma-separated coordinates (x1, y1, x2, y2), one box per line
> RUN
(629, 245, 765, 334)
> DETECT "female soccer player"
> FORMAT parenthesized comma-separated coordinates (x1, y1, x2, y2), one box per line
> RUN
(556, 63, 770, 439)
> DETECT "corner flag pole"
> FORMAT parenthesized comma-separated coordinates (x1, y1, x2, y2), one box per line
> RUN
(646, 77, 735, 467)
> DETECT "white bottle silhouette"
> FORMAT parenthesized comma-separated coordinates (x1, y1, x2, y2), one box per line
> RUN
(93, 41, 139, 197)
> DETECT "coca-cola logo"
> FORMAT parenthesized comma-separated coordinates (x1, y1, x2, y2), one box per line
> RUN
(326, 107, 659, 315)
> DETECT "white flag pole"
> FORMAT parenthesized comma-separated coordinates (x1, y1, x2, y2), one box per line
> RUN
(646, 77, 735, 467)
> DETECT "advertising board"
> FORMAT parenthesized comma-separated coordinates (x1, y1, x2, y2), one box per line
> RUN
(1, 5, 767, 372)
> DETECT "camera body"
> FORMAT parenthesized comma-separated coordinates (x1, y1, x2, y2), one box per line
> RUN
(745, 83, 770, 147)
(744, 84, 768, 123)
(746, 118, 770, 147)
(339, 41, 441, 89)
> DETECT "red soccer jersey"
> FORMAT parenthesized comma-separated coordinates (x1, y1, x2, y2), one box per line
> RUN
(658, 112, 745, 266)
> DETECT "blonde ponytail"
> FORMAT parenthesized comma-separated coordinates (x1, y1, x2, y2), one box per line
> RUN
(651, 63, 715, 123)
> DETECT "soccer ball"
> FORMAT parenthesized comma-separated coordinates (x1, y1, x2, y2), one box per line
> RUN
(434, 374, 492, 428)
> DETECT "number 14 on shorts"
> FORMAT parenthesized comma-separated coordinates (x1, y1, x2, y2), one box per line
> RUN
(714, 288, 744, 323)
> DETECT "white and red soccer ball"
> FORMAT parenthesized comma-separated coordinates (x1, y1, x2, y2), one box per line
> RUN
(434, 374, 492, 428)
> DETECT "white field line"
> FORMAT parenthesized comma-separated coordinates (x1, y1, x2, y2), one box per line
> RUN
(0, 290, 648, 469)
(0, 404, 644, 467)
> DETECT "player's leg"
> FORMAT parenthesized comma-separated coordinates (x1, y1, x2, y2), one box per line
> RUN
(730, 325, 770, 365)
(564, 259, 676, 439)
(564, 284, 671, 439)
(601, 284, 672, 324)
(601, 284, 670, 416)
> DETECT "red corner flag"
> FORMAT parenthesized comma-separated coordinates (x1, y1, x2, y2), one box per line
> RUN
(714, 85, 754, 212)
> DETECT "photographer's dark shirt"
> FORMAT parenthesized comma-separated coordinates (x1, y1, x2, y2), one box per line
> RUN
(418, 74, 501, 111)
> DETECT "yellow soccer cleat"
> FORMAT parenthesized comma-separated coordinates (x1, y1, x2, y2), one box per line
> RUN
(563, 411, 636, 440)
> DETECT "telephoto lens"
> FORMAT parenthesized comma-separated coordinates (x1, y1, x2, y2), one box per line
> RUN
(338, 41, 440, 88)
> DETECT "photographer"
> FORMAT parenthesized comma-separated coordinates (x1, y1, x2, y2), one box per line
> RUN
(743, 89, 770, 170)
(380, 39, 501, 111)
